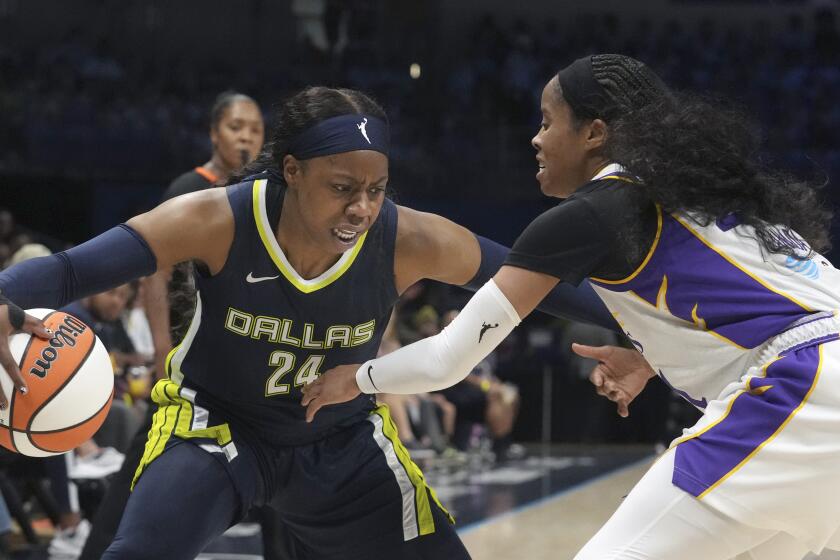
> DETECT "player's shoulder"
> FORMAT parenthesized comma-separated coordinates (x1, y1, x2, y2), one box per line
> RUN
(573, 171, 641, 200)
(393, 203, 445, 248)
(571, 172, 649, 216)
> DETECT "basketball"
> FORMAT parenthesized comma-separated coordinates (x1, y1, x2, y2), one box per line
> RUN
(0, 308, 114, 457)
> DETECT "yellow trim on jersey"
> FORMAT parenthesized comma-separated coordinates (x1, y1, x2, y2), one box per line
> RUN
(656, 275, 670, 313)
(671, 389, 748, 449)
(164, 345, 179, 378)
(372, 405, 454, 535)
(697, 347, 823, 499)
(599, 175, 640, 184)
(252, 179, 368, 294)
(672, 214, 813, 312)
(623, 287, 748, 350)
(748, 384, 773, 396)
(131, 379, 232, 490)
(590, 205, 663, 285)
(691, 303, 748, 350)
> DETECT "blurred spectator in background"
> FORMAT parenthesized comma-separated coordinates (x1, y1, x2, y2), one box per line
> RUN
(377, 311, 455, 456)
(558, 321, 622, 442)
(161, 91, 263, 201)
(6, 243, 51, 268)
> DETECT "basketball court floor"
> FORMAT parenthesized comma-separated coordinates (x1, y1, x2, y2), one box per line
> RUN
(194, 444, 653, 560)
(14, 444, 838, 559)
(193, 444, 839, 560)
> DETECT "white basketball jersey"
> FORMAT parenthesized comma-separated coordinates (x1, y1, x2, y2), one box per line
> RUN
(590, 207, 840, 407)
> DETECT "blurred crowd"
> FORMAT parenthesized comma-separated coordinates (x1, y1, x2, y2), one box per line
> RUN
(1, 8, 838, 199)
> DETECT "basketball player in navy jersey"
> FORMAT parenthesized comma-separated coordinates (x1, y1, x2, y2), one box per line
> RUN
(308, 56, 840, 559)
(0, 86, 619, 559)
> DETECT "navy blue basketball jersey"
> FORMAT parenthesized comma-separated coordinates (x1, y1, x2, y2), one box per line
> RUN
(165, 178, 399, 445)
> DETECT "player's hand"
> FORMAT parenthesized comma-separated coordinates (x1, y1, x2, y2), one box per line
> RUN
(0, 303, 52, 409)
(300, 364, 362, 423)
(572, 343, 655, 418)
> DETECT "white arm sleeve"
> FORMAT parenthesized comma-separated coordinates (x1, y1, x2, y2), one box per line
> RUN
(356, 280, 521, 394)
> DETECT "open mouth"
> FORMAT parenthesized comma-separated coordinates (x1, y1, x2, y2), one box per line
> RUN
(332, 227, 360, 244)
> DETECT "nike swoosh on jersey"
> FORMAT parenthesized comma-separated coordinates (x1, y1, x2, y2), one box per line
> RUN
(246, 272, 280, 283)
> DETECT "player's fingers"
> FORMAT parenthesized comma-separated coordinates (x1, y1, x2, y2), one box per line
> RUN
(571, 343, 611, 361)
(22, 314, 51, 339)
(305, 400, 322, 423)
(589, 369, 605, 388)
(300, 386, 319, 407)
(0, 339, 26, 398)
(617, 400, 630, 418)
(602, 379, 619, 396)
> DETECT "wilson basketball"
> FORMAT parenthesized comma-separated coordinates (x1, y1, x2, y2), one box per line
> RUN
(0, 308, 114, 457)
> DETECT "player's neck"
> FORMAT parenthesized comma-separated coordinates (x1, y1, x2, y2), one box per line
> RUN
(586, 158, 611, 183)
(204, 157, 232, 183)
(274, 193, 342, 280)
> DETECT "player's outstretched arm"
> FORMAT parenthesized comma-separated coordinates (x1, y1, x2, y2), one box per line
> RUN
(0, 189, 233, 399)
(391, 206, 617, 331)
(0, 189, 233, 313)
(302, 263, 557, 421)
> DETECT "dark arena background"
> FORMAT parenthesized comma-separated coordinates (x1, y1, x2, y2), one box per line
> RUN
(0, 1, 838, 558)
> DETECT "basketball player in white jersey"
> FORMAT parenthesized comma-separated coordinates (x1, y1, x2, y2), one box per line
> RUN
(304, 54, 840, 559)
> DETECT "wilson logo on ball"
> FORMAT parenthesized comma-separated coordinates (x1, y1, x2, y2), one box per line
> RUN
(29, 315, 88, 379)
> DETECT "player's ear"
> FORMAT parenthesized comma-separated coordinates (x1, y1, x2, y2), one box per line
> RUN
(283, 155, 302, 188)
(586, 118, 608, 150)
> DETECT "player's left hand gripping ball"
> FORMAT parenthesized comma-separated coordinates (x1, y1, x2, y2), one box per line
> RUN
(301, 364, 362, 423)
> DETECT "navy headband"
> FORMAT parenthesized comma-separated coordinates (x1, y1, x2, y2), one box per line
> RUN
(288, 114, 390, 159)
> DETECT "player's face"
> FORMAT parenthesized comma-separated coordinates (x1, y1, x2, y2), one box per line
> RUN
(89, 284, 133, 322)
(292, 150, 389, 254)
(211, 100, 265, 170)
(532, 77, 591, 198)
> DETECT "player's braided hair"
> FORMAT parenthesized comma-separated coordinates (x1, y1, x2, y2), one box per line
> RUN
(228, 86, 388, 186)
(567, 54, 833, 256)
(590, 54, 667, 116)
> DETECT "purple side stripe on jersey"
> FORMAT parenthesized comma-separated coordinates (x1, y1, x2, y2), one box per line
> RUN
(590, 213, 813, 348)
(671, 340, 832, 498)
